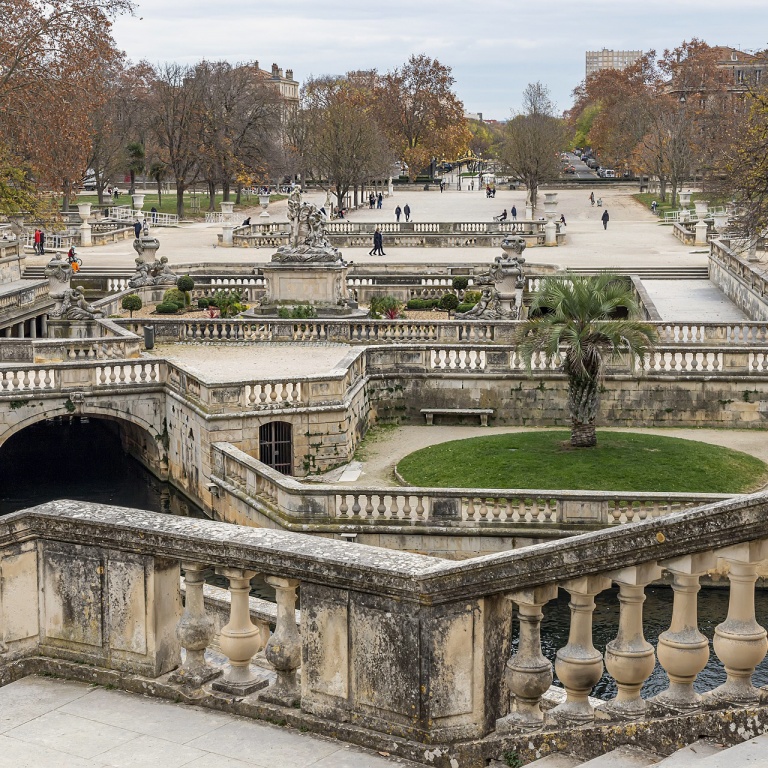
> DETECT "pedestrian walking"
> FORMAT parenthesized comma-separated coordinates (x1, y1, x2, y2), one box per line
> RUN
(369, 227, 385, 256)
(395, 205, 402, 222)
(38, 230, 45, 255)
(560, 214, 566, 226)
(439, 181, 444, 193)
(511, 206, 517, 221)
(404, 203, 411, 222)
(651, 200, 658, 214)
(369, 192, 375, 209)
(133, 219, 142, 239)
(151, 206, 158, 224)
(590, 192, 595, 206)
(601, 209, 609, 230)
(377, 192, 383, 209)
(33, 228, 41, 255)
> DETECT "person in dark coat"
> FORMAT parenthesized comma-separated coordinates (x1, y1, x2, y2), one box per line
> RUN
(133, 219, 142, 239)
(38, 230, 46, 255)
(404, 203, 411, 222)
(151, 206, 158, 224)
(369, 227, 385, 256)
(511, 205, 517, 221)
(601, 209, 609, 230)
(395, 205, 402, 222)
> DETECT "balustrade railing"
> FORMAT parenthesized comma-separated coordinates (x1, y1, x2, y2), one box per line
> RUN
(109, 205, 178, 226)
(4, 493, 768, 763)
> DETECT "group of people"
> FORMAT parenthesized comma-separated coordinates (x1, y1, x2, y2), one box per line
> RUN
(494, 206, 518, 222)
(32, 228, 46, 255)
(368, 192, 384, 209)
(394, 204, 411, 222)
(485, 184, 496, 198)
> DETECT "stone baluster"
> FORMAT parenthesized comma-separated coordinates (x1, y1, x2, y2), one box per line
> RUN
(603, 563, 661, 719)
(497, 584, 557, 732)
(651, 552, 716, 713)
(212, 568, 269, 695)
(260, 576, 301, 706)
(549, 575, 611, 725)
(710, 541, 768, 705)
(170, 563, 221, 687)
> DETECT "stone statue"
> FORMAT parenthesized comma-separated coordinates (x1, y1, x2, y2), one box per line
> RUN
(455, 246, 528, 321)
(50, 287, 104, 320)
(272, 188, 343, 264)
(128, 257, 154, 288)
(133, 234, 161, 259)
(128, 254, 178, 288)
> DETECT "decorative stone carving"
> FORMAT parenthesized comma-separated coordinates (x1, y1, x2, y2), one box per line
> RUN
(45, 255, 73, 299)
(128, 253, 178, 288)
(51, 287, 104, 320)
(271, 188, 343, 264)
(133, 234, 160, 261)
(455, 248, 527, 321)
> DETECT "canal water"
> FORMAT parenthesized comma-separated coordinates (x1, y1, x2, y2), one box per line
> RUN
(2, 417, 768, 699)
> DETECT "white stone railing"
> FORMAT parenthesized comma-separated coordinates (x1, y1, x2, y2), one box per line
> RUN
(0, 359, 164, 392)
(5, 495, 768, 764)
(108, 205, 179, 226)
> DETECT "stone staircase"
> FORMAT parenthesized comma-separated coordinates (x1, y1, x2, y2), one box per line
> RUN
(511, 735, 768, 767)
(571, 266, 709, 279)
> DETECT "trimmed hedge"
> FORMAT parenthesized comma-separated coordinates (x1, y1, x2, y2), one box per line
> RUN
(155, 302, 179, 314)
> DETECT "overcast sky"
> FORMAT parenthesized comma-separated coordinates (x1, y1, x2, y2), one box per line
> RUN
(112, 0, 767, 120)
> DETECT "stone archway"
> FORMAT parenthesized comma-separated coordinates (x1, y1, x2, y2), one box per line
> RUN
(259, 421, 293, 475)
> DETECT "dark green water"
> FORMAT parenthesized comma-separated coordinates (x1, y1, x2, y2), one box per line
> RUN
(2, 418, 767, 699)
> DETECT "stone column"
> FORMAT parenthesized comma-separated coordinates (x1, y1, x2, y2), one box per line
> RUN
(220, 200, 235, 223)
(260, 576, 301, 706)
(496, 584, 557, 732)
(27, 317, 36, 338)
(212, 568, 269, 695)
(221, 223, 234, 247)
(169, 563, 221, 688)
(710, 541, 768, 705)
(695, 218, 709, 246)
(603, 564, 661, 719)
(543, 192, 558, 246)
(651, 552, 716, 713)
(550, 575, 611, 725)
(40, 314, 48, 338)
(15, 321, 24, 339)
(77, 203, 92, 247)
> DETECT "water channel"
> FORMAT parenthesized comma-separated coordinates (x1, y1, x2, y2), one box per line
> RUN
(2, 417, 767, 698)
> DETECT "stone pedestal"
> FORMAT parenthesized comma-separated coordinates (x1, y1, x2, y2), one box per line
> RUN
(220, 201, 235, 222)
(261, 261, 349, 309)
(679, 190, 692, 208)
(695, 219, 709, 246)
(259, 194, 271, 219)
(78, 203, 92, 248)
(222, 223, 234, 247)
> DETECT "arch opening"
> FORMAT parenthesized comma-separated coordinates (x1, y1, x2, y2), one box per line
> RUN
(259, 421, 293, 475)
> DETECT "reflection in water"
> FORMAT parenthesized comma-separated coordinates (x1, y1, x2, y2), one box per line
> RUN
(2, 418, 768, 696)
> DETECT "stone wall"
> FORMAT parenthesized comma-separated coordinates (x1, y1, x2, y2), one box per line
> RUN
(709, 245, 768, 321)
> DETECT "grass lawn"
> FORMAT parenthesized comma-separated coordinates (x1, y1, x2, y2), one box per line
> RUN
(395, 431, 768, 493)
(632, 192, 729, 218)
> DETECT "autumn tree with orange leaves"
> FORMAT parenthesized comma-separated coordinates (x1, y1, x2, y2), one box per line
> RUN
(374, 55, 470, 180)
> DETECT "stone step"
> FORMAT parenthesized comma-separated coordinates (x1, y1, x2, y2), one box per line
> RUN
(577, 746, 660, 767)
(655, 740, 725, 766)
(571, 267, 709, 279)
(525, 753, 582, 767)
(691, 735, 768, 767)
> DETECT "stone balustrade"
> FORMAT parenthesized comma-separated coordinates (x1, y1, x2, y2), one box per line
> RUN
(3, 494, 768, 766)
(210, 442, 732, 534)
(710, 237, 768, 321)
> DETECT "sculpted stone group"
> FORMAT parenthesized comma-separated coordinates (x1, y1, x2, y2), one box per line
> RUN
(128, 255, 178, 288)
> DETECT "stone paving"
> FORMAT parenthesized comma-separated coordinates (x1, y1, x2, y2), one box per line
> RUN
(642, 279, 748, 321)
(0, 676, 419, 768)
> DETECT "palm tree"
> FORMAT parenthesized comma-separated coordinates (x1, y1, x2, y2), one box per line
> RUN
(126, 141, 145, 195)
(516, 274, 656, 448)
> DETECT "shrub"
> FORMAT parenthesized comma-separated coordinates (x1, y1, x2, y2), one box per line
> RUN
(278, 304, 317, 319)
(214, 289, 245, 318)
(163, 288, 187, 309)
(155, 301, 179, 314)
(197, 297, 210, 309)
(439, 293, 460, 314)
(463, 290, 481, 306)
(456, 303, 475, 314)
(121, 294, 142, 317)
(452, 276, 469, 291)
(370, 295, 404, 319)
(407, 299, 428, 310)
(176, 275, 195, 294)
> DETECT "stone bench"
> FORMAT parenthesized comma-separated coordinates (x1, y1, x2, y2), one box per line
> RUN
(421, 407, 494, 426)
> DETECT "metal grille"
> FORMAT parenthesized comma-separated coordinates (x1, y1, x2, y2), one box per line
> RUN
(259, 421, 293, 475)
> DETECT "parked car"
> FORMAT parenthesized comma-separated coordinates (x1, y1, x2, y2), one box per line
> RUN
(604, 169, 616, 178)
(586, 158, 599, 170)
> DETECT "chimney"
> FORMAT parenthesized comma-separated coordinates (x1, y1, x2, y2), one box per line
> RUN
(254, 60, 259, 71)
(271, 63, 279, 77)
(286, 69, 293, 80)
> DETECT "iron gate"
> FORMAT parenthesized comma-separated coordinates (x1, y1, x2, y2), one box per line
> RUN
(259, 421, 293, 475)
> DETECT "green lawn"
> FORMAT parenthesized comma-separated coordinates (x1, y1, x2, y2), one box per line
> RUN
(396, 431, 768, 493)
(633, 192, 729, 218)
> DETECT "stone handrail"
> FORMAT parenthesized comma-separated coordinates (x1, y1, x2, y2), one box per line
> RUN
(210, 442, 733, 532)
(0, 280, 50, 315)
(113, 316, 768, 348)
(3, 494, 768, 765)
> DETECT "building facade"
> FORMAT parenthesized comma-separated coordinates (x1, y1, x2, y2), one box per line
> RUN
(586, 49, 642, 77)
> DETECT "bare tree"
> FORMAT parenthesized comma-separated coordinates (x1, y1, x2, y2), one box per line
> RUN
(500, 82, 567, 210)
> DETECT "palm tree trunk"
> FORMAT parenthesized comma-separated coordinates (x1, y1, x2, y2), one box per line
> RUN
(568, 375, 600, 448)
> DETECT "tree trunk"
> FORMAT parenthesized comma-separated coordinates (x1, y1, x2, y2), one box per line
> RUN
(207, 181, 216, 211)
(659, 178, 668, 203)
(567, 374, 600, 448)
(155, 178, 162, 207)
(235, 183, 241, 205)
(129, 170, 135, 195)
(176, 186, 185, 219)
(62, 178, 71, 212)
(223, 179, 230, 201)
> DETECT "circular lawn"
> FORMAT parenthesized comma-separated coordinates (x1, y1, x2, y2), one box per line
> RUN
(395, 431, 768, 493)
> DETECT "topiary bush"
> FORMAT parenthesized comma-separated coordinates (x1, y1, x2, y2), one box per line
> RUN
(439, 293, 460, 315)
(176, 275, 195, 293)
(155, 301, 179, 314)
(121, 294, 142, 317)
(463, 290, 481, 306)
(452, 276, 469, 291)
(163, 288, 187, 309)
(197, 297, 210, 309)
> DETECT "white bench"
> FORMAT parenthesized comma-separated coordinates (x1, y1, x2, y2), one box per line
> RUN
(421, 408, 494, 426)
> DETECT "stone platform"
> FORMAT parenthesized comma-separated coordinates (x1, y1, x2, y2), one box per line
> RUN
(0, 676, 416, 767)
